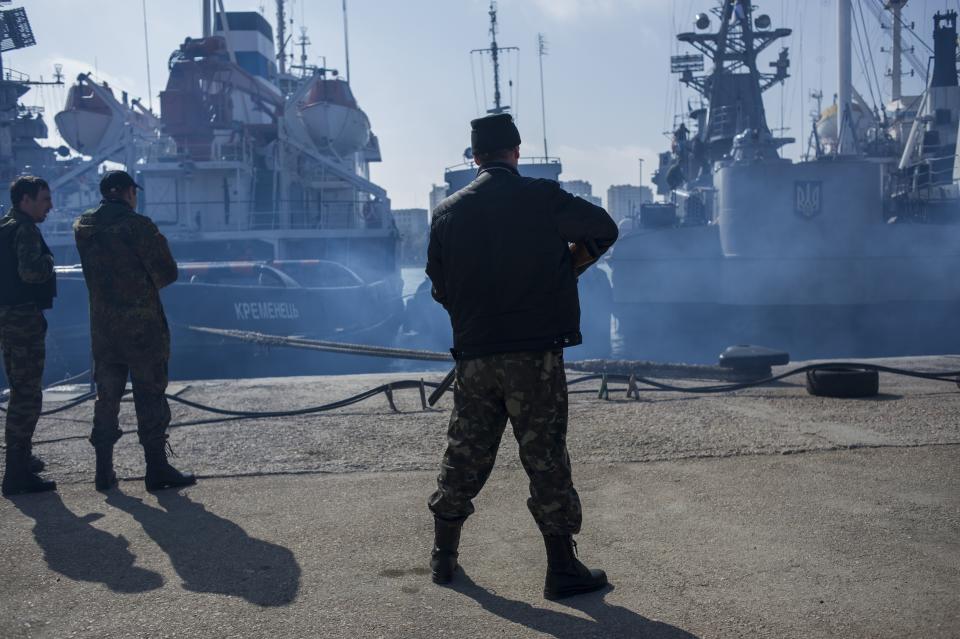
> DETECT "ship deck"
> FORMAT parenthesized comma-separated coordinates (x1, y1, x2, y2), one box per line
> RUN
(2, 355, 958, 638)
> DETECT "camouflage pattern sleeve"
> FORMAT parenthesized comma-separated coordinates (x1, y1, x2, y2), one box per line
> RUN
(133, 217, 178, 290)
(14, 224, 54, 284)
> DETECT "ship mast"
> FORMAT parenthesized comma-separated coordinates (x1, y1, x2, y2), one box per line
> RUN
(537, 33, 549, 158)
(837, 0, 855, 155)
(886, 0, 909, 101)
(472, 1, 519, 115)
(490, 2, 503, 113)
(202, 0, 212, 37)
(342, 0, 351, 82)
(276, 0, 287, 75)
(673, 1, 791, 162)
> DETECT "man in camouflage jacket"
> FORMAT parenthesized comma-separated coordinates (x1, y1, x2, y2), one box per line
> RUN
(1, 177, 58, 496)
(74, 171, 195, 492)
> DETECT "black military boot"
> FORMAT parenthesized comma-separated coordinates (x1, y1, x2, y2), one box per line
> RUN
(430, 517, 463, 584)
(542, 534, 608, 600)
(94, 445, 118, 491)
(2, 444, 56, 496)
(143, 440, 196, 492)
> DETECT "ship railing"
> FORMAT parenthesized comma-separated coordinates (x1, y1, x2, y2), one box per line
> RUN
(1, 67, 31, 83)
(142, 199, 391, 232)
(518, 156, 563, 165)
(892, 153, 960, 200)
(141, 140, 252, 165)
(212, 141, 250, 163)
(444, 156, 562, 172)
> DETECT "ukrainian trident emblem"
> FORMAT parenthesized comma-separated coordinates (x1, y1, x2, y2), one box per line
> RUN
(794, 181, 823, 219)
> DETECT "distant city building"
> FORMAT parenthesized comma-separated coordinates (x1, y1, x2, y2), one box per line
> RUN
(606, 184, 653, 222)
(393, 208, 430, 265)
(429, 184, 448, 219)
(561, 180, 603, 208)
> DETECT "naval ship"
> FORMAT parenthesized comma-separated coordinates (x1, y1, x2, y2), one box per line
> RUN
(609, 0, 960, 363)
(1, 1, 405, 381)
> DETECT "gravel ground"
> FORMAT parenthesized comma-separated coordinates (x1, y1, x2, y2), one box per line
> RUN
(23, 355, 960, 485)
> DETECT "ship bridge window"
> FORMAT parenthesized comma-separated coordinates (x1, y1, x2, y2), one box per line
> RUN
(181, 265, 288, 288)
(276, 261, 363, 288)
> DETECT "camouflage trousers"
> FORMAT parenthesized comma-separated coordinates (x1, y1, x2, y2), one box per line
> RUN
(0, 305, 46, 447)
(428, 350, 583, 535)
(90, 358, 171, 447)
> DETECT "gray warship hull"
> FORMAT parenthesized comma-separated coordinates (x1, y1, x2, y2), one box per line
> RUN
(612, 157, 960, 362)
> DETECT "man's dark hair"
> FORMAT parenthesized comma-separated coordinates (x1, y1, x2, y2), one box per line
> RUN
(9, 176, 50, 208)
(474, 147, 517, 166)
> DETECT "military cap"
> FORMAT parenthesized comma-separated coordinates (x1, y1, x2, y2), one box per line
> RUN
(471, 113, 522, 154)
(99, 170, 143, 197)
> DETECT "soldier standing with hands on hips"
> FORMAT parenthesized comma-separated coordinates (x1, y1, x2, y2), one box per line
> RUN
(1, 177, 57, 496)
(74, 171, 195, 492)
(426, 113, 619, 599)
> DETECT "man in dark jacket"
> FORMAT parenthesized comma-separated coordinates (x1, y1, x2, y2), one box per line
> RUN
(426, 113, 619, 600)
(1, 176, 57, 496)
(74, 171, 195, 492)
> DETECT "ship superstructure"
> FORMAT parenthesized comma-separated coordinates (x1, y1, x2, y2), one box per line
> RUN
(0, 3, 68, 196)
(43, 1, 399, 286)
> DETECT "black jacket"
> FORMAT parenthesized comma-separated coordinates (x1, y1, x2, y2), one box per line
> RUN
(0, 209, 57, 310)
(427, 163, 618, 357)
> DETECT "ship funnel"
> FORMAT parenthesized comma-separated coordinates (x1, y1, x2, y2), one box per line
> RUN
(931, 11, 958, 88)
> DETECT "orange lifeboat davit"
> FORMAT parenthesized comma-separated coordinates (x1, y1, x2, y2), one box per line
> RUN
(298, 77, 371, 156)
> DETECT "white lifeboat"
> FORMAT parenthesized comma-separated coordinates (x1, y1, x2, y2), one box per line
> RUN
(54, 75, 159, 159)
(297, 77, 371, 156)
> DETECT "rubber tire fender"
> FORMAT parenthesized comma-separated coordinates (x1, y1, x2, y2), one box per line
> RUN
(805, 367, 880, 398)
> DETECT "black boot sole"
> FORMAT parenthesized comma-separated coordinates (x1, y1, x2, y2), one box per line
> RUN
(543, 580, 609, 601)
(431, 563, 460, 585)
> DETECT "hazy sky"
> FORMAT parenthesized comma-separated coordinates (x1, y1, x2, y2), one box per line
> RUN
(7, 0, 948, 209)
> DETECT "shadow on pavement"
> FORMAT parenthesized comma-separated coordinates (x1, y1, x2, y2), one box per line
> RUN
(451, 571, 699, 639)
(10, 492, 164, 593)
(105, 488, 300, 607)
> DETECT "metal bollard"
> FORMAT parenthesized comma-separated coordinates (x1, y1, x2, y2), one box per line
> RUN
(384, 384, 399, 413)
(598, 373, 609, 400)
